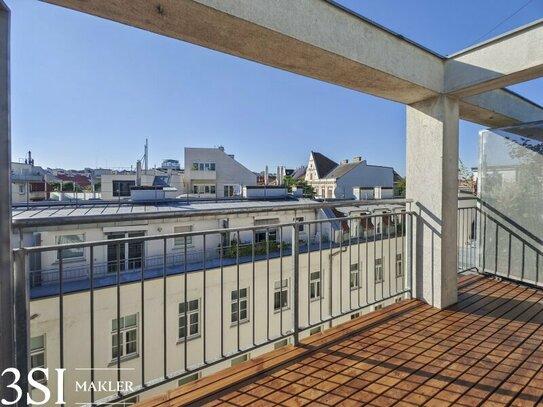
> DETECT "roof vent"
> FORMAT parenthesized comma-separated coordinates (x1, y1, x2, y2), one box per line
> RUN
(352, 156, 362, 162)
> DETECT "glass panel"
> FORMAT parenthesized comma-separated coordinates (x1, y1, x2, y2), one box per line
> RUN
(30, 336, 44, 351)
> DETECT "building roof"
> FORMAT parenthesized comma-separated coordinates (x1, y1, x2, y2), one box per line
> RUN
(324, 161, 362, 179)
(311, 152, 338, 178)
(11, 198, 320, 227)
(291, 167, 306, 179)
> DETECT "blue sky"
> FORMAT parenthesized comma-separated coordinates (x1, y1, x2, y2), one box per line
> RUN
(8, 0, 543, 175)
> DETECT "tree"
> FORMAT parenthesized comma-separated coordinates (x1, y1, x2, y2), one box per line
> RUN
(394, 177, 406, 197)
(283, 175, 315, 198)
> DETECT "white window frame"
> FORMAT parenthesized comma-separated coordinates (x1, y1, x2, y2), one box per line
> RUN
(193, 184, 216, 194)
(192, 162, 216, 171)
(174, 225, 193, 247)
(178, 299, 200, 341)
(350, 263, 360, 290)
(111, 314, 138, 361)
(18, 184, 25, 194)
(30, 335, 46, 384)
(375, 258, 384, 283)
(396, 254, 403, 277)
(223, 184, 237, 197)
(274, 279, 289, 311)
(55, 234, 85, 260)
(231, 288, 249, 324)
(309, 271, 321, 300)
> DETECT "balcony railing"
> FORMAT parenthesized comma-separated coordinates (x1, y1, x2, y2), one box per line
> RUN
(457, 197, 543, 287)
(13, 208, 413, 406)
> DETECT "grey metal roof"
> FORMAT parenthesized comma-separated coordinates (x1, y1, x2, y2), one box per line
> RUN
(12, 198, 319, 222)
(323, 161, 361, 179)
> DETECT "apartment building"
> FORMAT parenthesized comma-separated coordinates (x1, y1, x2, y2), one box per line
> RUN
(305, 151, 394, 199)
(184, 146, 257, 198)
(11, 155, 55, 204)
(100, 170, 185, 200)
(13, 198, 407, 405)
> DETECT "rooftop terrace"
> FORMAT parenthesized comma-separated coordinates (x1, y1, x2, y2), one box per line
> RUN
(140, 273, 543, 406)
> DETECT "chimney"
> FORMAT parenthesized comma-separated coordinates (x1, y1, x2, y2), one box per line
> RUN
(136, 160, 142, 186)
(340, 159, 349, 165)
(352, 156, 362, 162)
(264, 165, 269, 185)
(218, 145, 225, 152)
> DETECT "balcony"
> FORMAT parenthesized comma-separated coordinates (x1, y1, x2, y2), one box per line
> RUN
(138, 273, 543, 406)
(10, 193, 542, 406)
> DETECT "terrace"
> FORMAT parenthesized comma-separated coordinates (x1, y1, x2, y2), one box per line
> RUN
(139, 273, 543, 407)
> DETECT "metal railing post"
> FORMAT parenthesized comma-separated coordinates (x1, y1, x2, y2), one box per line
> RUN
(292, 223, 300, 345)
(406, 212, 414, 297)
(13, 248, 29, 399)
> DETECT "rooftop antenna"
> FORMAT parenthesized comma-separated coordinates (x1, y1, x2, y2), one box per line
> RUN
(144, 138, 149, 173)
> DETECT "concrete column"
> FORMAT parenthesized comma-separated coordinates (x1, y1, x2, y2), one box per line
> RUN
(406, 95, 459, 309)
(0, 0, 13, 400)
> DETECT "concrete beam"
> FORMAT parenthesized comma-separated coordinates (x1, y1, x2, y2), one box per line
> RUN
(41, 0, 543, 126)
(446, 20, 543, 98)
(406, 96, 459, 309)
(0, 0, 14, 401)
(460, 89, 543, 127)
(42, 0, 443, 104)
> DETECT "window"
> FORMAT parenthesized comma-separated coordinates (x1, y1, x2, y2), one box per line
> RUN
(178, 373, 200, 386)
(375, 258, 384, 283)
(254, 219, 279, 243)
(18, 184, 25, 194)
(231, 353, 249, 366)
(111, 396, 139, 406)
(174, 225, 193, 247)
(274, 279, 289, 311)
(107, 232, 144, 273)
(255, 229, 277, 243)
(350, 263, 360, 289)
(178, 299, 200, 340)
(231, 288, 249, 324)
(309, 326, 322, 336)
(351, 312, 360, 320)
(192, 162, 216, 171)
(112, 180, 135, 197)
(396, 254, 403, 277)
(30, 335, 46, 384)
(310, 271, 321, 300)
(224, 185, 235, 197)
(111, 314, 138, 360)
(193, 184, 216, 194)
(295, 217, 304, 232)
(55, 234, 85, 260)
(274, 338, 289, 349)
(374, 303, 384, 311)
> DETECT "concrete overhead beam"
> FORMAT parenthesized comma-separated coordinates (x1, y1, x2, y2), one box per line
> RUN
(42, 0, 443, 104)
(459, 89, 543, 127)
(446, 20, 543, 98)
(40, 0, 543, 126)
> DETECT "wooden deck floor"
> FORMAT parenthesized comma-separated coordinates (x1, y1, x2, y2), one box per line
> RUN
(139, 274, 543, 406)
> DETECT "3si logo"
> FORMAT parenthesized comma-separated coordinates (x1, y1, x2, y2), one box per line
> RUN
(1, 368, 65, 406)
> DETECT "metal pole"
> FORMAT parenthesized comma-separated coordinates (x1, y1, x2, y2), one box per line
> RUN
(0, 3, 13, 402)
(13, 249, 29, 399)
(292, 224, 300, 345)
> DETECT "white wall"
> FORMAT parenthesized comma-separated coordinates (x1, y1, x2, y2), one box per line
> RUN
(336, 163, 394, 199)
(185, 148, 257, 198)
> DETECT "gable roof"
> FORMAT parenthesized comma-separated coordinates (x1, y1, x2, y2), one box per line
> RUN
(291, 167, 306, 179)
(324, 161, 362, 179)
(311, 152, 338, 178)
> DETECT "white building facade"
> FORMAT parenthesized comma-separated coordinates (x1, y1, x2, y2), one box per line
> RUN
(184, 147, 257, 198)
(305, 152, 394, 200)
